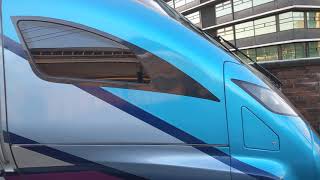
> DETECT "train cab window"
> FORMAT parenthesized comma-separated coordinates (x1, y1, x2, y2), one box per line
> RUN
(17, 20, 150, 84)
(14, 17, 219, 102)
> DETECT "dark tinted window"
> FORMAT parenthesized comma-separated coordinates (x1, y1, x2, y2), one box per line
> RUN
(15, 18, 219, 102)
(18, 21, 150, 83)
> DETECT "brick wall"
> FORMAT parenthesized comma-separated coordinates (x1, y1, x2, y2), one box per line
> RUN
(262, 59, 320, 133)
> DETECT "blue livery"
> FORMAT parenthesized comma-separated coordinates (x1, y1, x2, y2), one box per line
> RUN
(0, 0, 319, 179)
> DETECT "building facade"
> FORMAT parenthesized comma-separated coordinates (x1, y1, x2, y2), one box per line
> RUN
(166, 0, 320, 132)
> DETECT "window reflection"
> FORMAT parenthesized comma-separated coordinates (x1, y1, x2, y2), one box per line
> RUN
(167, 0, 174, 8)
(253, 0, 273, 6)
(295, 43, 306, 59)
(307, 12, 320, 28)
(233, 0, 274, 12)
(235, 16, 276, 39)
(279, 12, 305, 31)
(164, 1, 320, 62)
(217, 26, 234, 40)
(235, 21, 254, 39)
(186, 11, 201, 25)
(236, 43, 310, 62)
(281, 44, 296, 60)
(19, 20, 151, 83)
(254, 16, 276, 36)
(216, 11, 320, 40)
(256, 46, 278, 61)
(216, 1, 232, 17)
(237, 49, 257, 62)
(233, 0, 253, 12)
(308, 42, 320, 57)
(174, 0, 195, 8)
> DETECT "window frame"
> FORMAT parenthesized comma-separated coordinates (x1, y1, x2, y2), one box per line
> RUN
(235, 21, 255, 39)
(185, 11, 201, 25)
(14, 16, 150, 87)
(217, 26, 234, 41)
(233, 0, 253, 13)
(279, 11, 305, 31)
(254, 16, 277, 36)
(252, 0, 273, 7)
(166, 0, 174, 8)
(174, 0, 195, 8)
(215, 1, 232, 18)
(256, 45, 279, 62)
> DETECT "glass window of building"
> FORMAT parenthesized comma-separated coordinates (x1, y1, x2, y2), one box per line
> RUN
(279, 12, 305, 31)
(216, 1, 232, 17)
(295, 43, 306, 59)
(217, 26, 234, 41)
(235, 21, 254, 39)
(237, 48, 257, 62)
(186, 11, 200, 25)
(256, 46, 278, 61)
(167, 0, 174, 8)
(254, 16, 276, 36)
(308, 42, 320, 57)
(281, 43, 296, 60)
(307, 12, 320, 28)
(175, 0, 195, 8)
(233, 0, 253, 12)
(253, 0, 273, 6)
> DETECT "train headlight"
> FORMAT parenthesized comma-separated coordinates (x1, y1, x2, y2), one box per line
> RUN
(232, 79, 297, 116)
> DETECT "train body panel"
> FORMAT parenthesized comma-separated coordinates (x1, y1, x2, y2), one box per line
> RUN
(0, 0, 319, 179)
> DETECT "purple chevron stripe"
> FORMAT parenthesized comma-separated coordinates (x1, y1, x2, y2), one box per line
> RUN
(78, 85, 279, 180)
(4, 35, 280, 180)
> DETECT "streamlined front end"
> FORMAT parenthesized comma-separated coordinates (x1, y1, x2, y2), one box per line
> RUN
(0, 0, 318, 179)
(224, 60, 320, 179)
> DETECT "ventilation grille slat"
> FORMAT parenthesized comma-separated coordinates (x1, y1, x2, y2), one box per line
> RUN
(30, 49, 137, 59)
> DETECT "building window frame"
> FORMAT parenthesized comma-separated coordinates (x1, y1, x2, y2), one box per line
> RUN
(186, 11, 201, 26)
(254, 16, 277, 36)
(279, 11, 305, 31)
(235, 21, 255, 39)
(173, 0, 195, 8)
(233, 0, 253, 13)
(216, 1, 232, 18)
(252, 0, 273, 7)
(217, 26, 234, 41)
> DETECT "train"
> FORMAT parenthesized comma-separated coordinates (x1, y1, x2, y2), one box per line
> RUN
(0, 0, 319, 179)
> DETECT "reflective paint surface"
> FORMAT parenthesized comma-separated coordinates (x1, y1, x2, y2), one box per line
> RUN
(224, 62, 318, 179)
(1, 0, 320, 180)
(3, 2, 234, 176)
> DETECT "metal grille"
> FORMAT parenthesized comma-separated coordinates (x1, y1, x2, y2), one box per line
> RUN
(30, 49, 137, 59)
